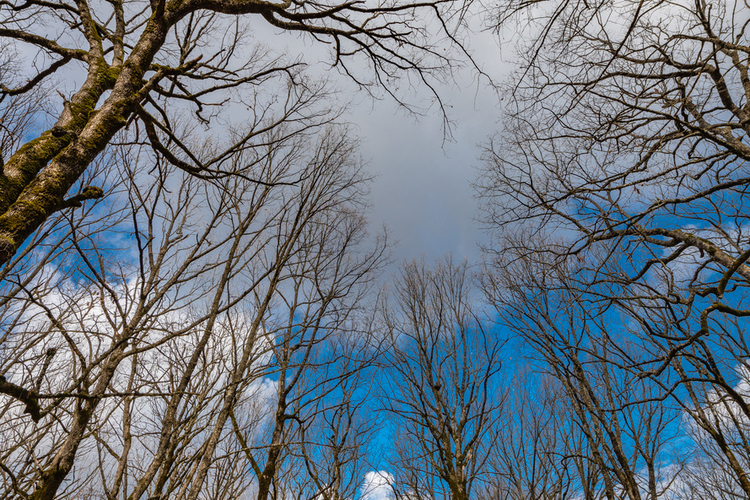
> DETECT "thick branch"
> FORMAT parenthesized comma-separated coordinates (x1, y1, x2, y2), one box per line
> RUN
(0, 376, 41, 422)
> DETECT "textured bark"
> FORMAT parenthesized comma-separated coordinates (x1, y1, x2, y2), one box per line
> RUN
(0, 12, 174, 265)
(0, 376, 40, 422)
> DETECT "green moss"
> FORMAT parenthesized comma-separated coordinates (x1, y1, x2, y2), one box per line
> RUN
(81, 186, 103, 198)
(166, 1, 182, 13)
(1, 204, 47, 234)
(103, 64, 121, 84)
(0, 234, 14, 262)
(1, 133, 70, 194)
(0, 58, 127, 261)
(10, 132, 68, 162)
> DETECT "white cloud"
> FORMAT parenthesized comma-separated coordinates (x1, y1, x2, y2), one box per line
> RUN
(360, 471, 394, 500)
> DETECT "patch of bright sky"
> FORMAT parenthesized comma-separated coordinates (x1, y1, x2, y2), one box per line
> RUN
(359, 471, 395, 500)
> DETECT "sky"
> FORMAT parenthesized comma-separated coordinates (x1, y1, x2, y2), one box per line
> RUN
(339, 32, 511, 487)
(246, 13, 513, 275)
(9, 5, 750, 500)
(39, 8, 509, 277)
(347, 31, 509, 272)
(352, 75, 500, 268)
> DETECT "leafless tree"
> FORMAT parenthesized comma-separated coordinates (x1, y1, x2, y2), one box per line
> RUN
(0, 124, 384, 500)
(0, 0, 470, 266)
(0, 48, 48, 172)
(251, 331, 380, 500)
(380, 256, 504, 500)
(483, 370, 590, 500)
(483, 252, 683, 500)
(480, 0, 750, 496)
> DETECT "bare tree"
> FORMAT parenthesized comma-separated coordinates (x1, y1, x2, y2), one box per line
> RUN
(483, 252, 683, 500)
(0, 124, 384, 500)
(244, 326, 380, 500)
(0, 0, 469, 266)
(0, 47, 48, 173)
(381, 257, 504, 500)
(485, 370, 592, 500)
(480, 0, 750, 496)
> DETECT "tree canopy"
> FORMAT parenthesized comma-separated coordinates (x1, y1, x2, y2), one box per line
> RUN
(4, 0, 750, 499)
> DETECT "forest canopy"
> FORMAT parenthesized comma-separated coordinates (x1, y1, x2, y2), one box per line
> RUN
(2, 0, 750, 499)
